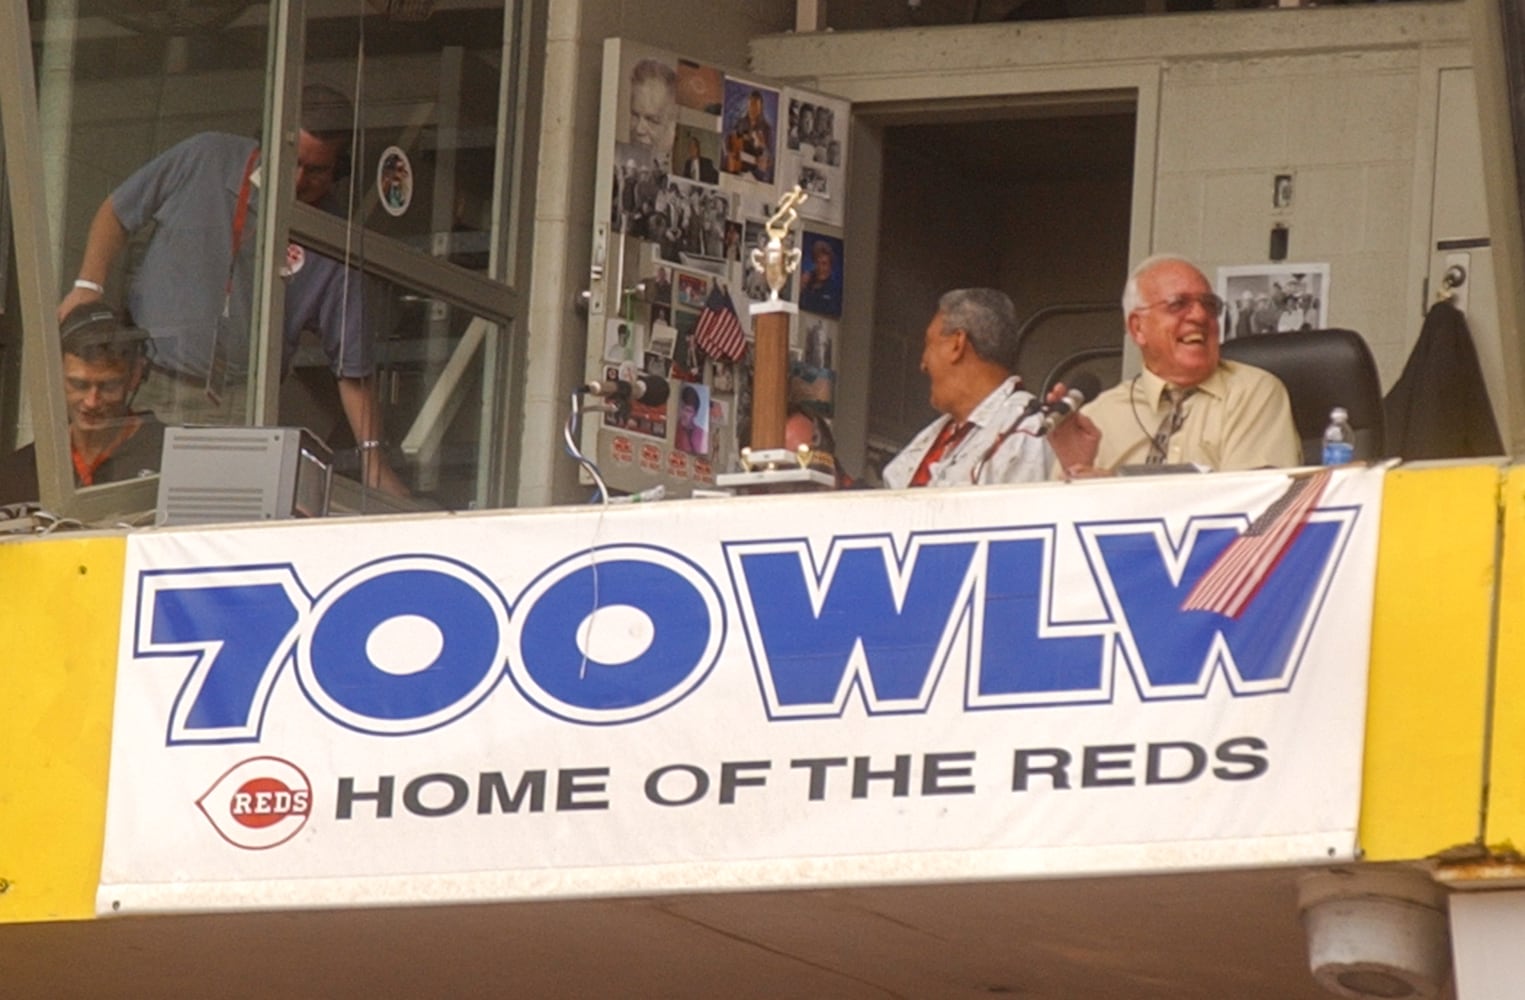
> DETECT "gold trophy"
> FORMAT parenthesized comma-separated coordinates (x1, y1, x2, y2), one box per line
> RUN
(715, 186, 837, 493)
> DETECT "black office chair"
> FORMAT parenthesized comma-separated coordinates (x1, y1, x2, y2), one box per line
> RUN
(1040, 345, 1123, 398)
(1219, 328, 1386, 464)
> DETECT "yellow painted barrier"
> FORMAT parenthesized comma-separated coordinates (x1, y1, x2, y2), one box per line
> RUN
(0, 533, 124, 922)
(1486, 465, 1525, 851)
(1361, 463, 1499, 861)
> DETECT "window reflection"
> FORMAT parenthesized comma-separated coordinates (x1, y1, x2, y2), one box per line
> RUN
(308, 2, 506, 275)
(283, 261, 496, 510)
(35, 3, 276, 513)
(301, 1, 513, 509)
(19, 2, 515, 516)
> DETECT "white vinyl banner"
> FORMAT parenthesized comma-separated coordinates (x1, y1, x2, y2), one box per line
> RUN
(100, 467, 1383, 914)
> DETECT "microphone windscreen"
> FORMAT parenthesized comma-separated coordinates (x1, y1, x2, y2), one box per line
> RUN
(1069, 371, 1103, 403)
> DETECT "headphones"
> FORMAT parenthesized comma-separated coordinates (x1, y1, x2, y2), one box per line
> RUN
(58, 304, 154, 403)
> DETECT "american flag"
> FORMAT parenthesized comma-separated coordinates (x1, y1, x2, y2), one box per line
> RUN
(692, 283, 748, 363)
(1180, 468, 1333, 618)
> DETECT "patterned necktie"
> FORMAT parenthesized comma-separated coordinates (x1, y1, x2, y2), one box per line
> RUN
(1146, 387, 1197, 464)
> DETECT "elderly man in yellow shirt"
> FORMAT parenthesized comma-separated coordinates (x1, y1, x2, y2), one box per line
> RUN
(1053, 254, 1300, 477)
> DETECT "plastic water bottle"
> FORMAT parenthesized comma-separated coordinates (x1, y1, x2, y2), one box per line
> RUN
(1322, 407, 1354, 465)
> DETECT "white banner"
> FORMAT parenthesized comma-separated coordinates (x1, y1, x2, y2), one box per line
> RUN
(100, 467, 1383, 913)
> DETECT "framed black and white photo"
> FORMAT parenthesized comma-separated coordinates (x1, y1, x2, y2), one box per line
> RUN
(1216, 262, 1329, 339)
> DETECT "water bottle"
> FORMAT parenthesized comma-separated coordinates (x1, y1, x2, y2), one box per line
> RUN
(1322, 407, 1354, 465)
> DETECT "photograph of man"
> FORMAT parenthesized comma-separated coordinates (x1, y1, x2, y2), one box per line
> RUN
(798, 235, 843, 318)
(56, 84, 407, 497)
(611, 146, 665, 240)
(787, 100, 802, 151)
(604, 319, 640, 364)
(722, 84, 777, 183)
(627, 57, 678, 168)
(785, 404, 854, 488)
(651, 266, 674, 307)
(881, 288, 1053, 488)
(0, 304, 164, 504)
(1049, 254, 1300, 476)
(679, 133, 719, 184)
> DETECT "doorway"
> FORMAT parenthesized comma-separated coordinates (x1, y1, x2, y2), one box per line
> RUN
(862, 104, 1137, 477)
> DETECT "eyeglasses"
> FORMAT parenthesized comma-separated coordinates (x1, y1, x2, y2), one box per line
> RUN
(65, 375, 131, 397)
(1133, 293, 1225, 316)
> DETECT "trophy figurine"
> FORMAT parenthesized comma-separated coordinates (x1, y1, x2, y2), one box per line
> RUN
(749, 188, 806, 304)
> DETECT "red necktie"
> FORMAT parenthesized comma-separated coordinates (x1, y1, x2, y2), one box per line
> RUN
(909, 419, 973, 487)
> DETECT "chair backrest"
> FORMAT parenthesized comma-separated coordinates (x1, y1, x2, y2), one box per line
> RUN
(1219, 328, 1386, 465)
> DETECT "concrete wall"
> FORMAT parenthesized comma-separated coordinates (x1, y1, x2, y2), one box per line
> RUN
(1152, 46, 1431, 387)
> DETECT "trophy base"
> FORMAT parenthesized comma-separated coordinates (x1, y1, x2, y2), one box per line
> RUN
(713, 466, 838, 495)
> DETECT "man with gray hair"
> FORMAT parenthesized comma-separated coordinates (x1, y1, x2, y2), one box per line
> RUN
(882, 287, 1054, 488)
(1051, 254, 1298, 476)
(628, 58, 678, 166)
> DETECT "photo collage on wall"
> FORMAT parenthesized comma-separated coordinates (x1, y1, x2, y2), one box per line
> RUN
(595, 43, 848, 492)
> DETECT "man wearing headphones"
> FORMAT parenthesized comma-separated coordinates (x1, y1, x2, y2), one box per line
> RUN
(56, 84, 406, 497)
(0, 304, 163, 503)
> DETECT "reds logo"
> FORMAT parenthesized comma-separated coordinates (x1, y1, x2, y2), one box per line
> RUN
(197, 756, 313, 850)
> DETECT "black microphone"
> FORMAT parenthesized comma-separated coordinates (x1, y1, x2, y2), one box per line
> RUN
(1037, 372, 1102, 436)
(583, 374, 670, 407)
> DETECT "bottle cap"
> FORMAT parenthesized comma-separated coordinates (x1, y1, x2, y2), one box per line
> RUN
(1331, 407, 1348, 420)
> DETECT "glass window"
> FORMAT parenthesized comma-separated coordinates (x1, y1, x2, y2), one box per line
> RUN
(4, 4, 276, 517)
(286, 252, 505, 509)
(297, 1, 521, 509)
(4, 2, 524, 517)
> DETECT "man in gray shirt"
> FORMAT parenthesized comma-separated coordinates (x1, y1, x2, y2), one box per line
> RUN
(57, 85, 406, 497)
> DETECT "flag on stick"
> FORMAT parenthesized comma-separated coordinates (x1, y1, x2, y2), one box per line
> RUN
(1181, 468, 1332, 618)
(692, 283, 748, 363)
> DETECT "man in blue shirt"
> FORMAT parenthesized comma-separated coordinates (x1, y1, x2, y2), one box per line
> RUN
(56, 85, 406, 497)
